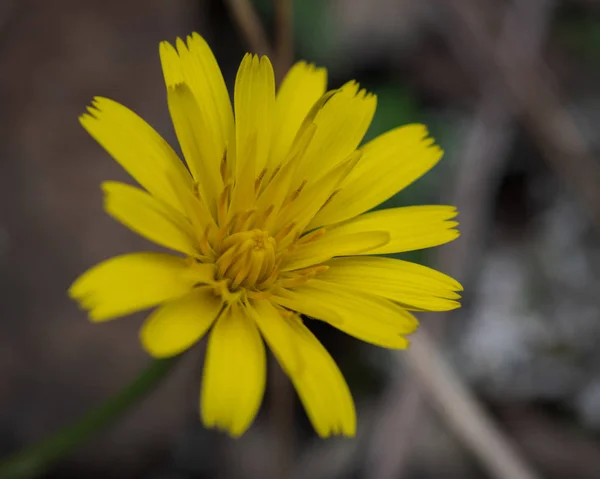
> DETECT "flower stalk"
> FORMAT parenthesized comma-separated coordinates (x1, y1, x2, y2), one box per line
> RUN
(0, 358, 177, 479)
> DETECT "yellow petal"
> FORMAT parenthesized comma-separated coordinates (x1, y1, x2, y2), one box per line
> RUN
(164, 82, 223, 212)
(201, 305, 266, 437)
(256, 123, 317, 230)
(273, 281, 416, 348)
(293, 82, 377, 182)
(270, 61, 327, 166)
(282, 231, 389, 272)
(313, 206, 459, 256)
(186, 33, 234, 142)
(249, 300, 356, 437)
(140, 287, 223, 358)
(164, 169, 217, 237)
(69, 253, 215, 321)
(102, 181, 200, 257)
(275, 150, 362, 239)
(159, 35, 233, 170)
(79, 97, 192, 214)
(234, 54, 276, 177)
(321, 256, 462, 311)
(310, 124, 443, 228)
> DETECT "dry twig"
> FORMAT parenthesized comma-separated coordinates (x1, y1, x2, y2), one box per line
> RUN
(403, 331, 540, 479)
(274, 0, 294, 84)
(366, 1, 554, 478)
(224, 0, 271, 56)
(448, 0, 600, 231)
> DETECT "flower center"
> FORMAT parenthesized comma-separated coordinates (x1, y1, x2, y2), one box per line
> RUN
(215, 229, 278, 290)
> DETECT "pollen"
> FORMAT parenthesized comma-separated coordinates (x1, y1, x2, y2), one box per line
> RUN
(215, 229, 278, 291)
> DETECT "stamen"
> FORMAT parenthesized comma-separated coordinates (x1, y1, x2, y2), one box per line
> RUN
(286, 180, 307, 206)
(215, 241, 241, 278)
(257, 255, 284, 289)
(215, 230, 278, 290)
(226, 211, 241, 234)
(278, 227, 301, 252)
(193, 181, 202, 199)
(246, 290, 272, 300)
(258, 204, 275, 229)
(296, 228, 326, 245)
(259, 238, 276, 278)
(320, 189, 340, 210)
(199, 224, 216, 258)
(278, 265, 327, 288)
(228, 210, 246, 233)
(266, 164, 282, 186)
(274, 222, 296, 243)
(279, 277, 308, 288)
(255, 168, 267, 193)
(240, 209, 259, 231)
(230, 248, 255, 290)
(217, 182, 232, 228)
(291, 265, 329, 276)
(222, 231, 251, 250)
(244, 249, 265, 288)
(220, 148, 229, 182)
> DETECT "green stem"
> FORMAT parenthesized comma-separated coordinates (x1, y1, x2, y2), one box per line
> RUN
(0, 358, 177, 479)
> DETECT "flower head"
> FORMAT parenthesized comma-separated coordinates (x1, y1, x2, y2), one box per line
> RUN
(69, 33, 461, 438)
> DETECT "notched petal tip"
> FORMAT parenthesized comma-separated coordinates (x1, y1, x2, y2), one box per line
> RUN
(91, 96, 113, 109)
(285, 60, 327, 87)
(452, 279, 464, 292)
(158, 40, 175, 53)
(435, 205, 459, 219)
(78, 112, 95, 126)
(175, 36, 188, 55)
(80, 97, 127, 122)
(80, 97, 108, 122)
(340, 80, 359, 95)
(67, 281, 84, 302)
(68, 281, 114, 323)
(160, 41, 184, 87)
(440, 227, 461, 250)
(387, 335, 412, 351)
(259, 54, 273, 67)
(241, 52, 256, 63)
(431, 143, 444, 155)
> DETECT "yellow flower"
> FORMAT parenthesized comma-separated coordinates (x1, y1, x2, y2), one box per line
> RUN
(69, 32, 461, 438)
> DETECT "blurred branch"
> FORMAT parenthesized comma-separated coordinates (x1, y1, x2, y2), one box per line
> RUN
(268, 358, 296, 479)
(366, 1, 554, 478)
(224, 0, 271, 56)
(365, 379, 423, 476)
(402, 331, 540, 479)
(274, 0, 294, 83)
(432, 0, 555, 285)
(447, 0, 600, 232)
(368, 328, 543, 479)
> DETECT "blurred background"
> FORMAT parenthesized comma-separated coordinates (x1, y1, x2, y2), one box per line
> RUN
(2, 0, 600, 477)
